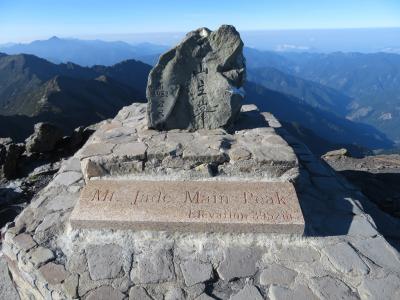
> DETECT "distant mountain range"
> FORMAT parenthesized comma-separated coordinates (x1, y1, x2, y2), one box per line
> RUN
(245, 82, 392, 151)
(0, 53, 151, 140)
(0, 37, 168, 66)
(245, 49, 400, 143)
(0, 51, 393, 155)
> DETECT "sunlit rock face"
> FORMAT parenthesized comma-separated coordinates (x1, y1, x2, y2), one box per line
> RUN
(147, 25, 245, 130)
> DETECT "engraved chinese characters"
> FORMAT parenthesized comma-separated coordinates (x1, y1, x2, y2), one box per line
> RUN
(70, 180, 305, 233)
(146, 25, 245, 130)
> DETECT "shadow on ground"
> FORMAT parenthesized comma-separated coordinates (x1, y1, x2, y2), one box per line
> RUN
(275, 125, 400, 251)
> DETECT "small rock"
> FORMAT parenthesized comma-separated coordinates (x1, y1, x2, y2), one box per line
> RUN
(358, 273, 400, 299)
(186, 283, 206, 299)
(323, 242, 369, 275)
(230, 284, 263, 300)
(346, 215, 378, 237)
(38, 262, 69, 285)
(131, 248, 175, 284)
(25, 122, 63, 153)
(13, 233, 36, 250)
(312, 275, 359, 300)
(217, 247, 260, 281)
(229, 147, 251, 161)
(352, 236, 400, 273)
(63, 274, 79, 298)
(53, 171, 82, 186)
(259, 263, 297, 286)
(269, 284, 318, 300)
(81, 158, 107, 180)
(113, 142, 147, 160)
(79, 142, 115, 159)
(30, 246, 55, 267)
(66, 251, 87, 274)
(86, 244, 124, 280)
(45, 194, 76, 211)
(180, 260, 213, 286)
(322, 148, 349, 158)
(275, 246, 320, 263)
(165, 287, 185, 300)
(86, 286, 125, 300)
(129, 286, 153, 300)
(35, 212, 60, 232)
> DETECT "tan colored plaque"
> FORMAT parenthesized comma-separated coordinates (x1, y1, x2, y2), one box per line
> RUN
(70, 180, 304, 234)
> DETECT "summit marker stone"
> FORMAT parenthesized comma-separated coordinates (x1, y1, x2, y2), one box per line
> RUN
(147, 25, 245, 130)
(70, 180, 304, 233)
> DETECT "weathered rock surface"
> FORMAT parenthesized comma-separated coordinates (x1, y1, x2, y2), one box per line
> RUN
(25, 122, 63, 153)
(147, 25, 245, 130)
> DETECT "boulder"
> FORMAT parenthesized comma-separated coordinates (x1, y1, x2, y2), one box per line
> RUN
(0, 137, 24, 180)
(147, 25, 245, 130)
(322, 148, 349, 158)
(25, 122, 63, 153)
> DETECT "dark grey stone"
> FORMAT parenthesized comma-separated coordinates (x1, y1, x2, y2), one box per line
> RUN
(131, 248, 175, 284)
(180, 260, 213, 286)
(86, 244, 124, 280)
(0, 137, 23, 180)
(230, 284, 263, 300)
(86, 286, 125, 300)
(217, 247, 260, 281)
(147, 25, 245, 130)
(312, 275, 359, 300)
(25, 122, 63, 153)
(259, 263, 297, 286)
(129, 286, 153, 300)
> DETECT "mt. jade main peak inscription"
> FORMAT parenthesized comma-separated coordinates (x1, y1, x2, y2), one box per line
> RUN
(70, 180, 304, 234)
(147, 25, 245, 130)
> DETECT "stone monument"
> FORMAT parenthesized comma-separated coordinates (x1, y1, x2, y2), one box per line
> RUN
(70, 24, 305, 234)
(147, 25, 245, 130)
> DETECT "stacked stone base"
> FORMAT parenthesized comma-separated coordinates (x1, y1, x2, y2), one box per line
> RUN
(2, 104, 400, 300)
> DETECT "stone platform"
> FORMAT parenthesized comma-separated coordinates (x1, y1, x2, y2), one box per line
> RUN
(2, 103, 400, 300)
(72, 103, 302, 234)
(78, 103, 298, 182)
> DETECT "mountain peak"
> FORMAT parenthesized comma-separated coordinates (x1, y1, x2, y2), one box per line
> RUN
(49, 36, 60, 41)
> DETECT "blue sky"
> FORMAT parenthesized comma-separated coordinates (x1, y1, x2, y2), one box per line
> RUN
(1, 0, 399, 43)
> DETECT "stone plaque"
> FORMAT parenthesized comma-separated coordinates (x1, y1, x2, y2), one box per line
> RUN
(70, 180, 304, 234)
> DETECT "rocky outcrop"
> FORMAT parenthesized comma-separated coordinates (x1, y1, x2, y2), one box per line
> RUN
(25, 122, 63, 153)
(147, 25, 245, 130)
(0, 138, 24, 181)
(0, 123, 96, 228)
